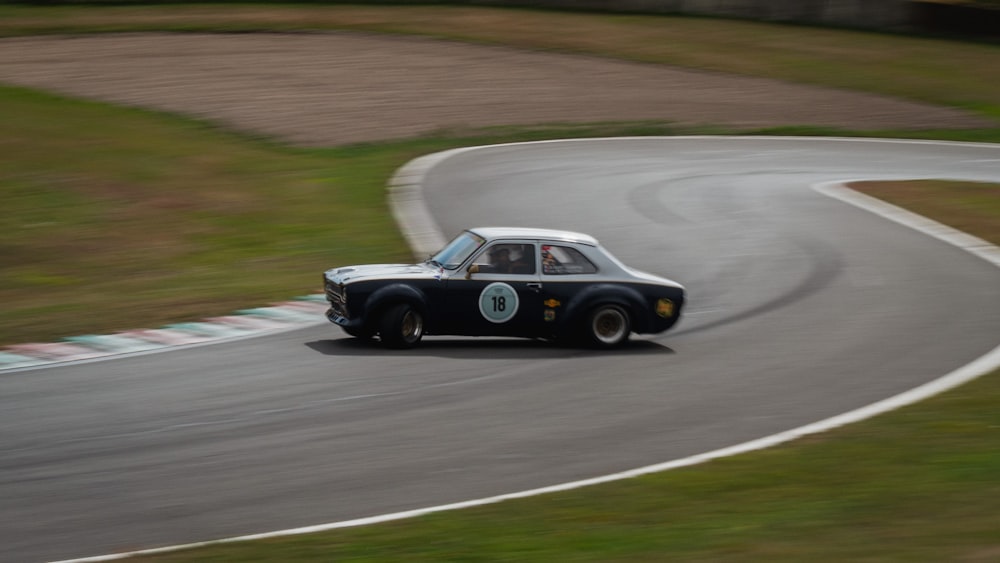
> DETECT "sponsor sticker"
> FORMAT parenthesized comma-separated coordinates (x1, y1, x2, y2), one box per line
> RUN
(656, 298, 674, 318)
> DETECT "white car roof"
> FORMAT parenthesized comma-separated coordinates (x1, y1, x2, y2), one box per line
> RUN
(468, 227, 599, 246)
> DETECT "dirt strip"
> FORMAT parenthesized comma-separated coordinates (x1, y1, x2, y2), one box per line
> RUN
(0, 31, 989, 146)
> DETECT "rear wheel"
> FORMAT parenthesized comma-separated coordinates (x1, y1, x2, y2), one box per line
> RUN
(379, 304, 424, 349)
(583, 304, 630, 349)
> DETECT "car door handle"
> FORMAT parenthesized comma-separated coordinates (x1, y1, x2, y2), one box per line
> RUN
(526, 282, 543, 292)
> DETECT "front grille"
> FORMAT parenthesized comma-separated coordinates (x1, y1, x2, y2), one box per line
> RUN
(325, 282, 342, 302)
(324, 279, 348, 317)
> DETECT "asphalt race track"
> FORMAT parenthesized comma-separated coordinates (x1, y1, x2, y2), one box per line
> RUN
(3, 137, 1000, 562)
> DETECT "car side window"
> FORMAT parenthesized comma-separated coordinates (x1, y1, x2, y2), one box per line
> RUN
(541, 245, 598, 275)
(473, 244, 536, 275)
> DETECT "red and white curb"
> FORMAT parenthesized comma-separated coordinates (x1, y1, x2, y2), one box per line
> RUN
(0, 295, 328, 372)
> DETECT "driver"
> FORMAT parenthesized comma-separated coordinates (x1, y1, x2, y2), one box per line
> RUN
(489, 246, 514, 273)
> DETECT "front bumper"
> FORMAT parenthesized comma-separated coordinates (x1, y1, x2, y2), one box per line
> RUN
(326, 307, 349, 326)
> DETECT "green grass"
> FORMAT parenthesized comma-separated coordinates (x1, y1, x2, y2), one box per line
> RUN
(0, 84, 411, 343)
(2, 5, 1000, 561)
(851, 179, 1000, 243)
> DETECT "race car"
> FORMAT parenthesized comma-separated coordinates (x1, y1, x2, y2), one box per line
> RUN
(323, 227, 685, 348)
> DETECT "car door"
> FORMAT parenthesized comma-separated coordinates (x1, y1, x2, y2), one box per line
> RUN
(533, 242, 603, 333)
(441, 242, 545, 337)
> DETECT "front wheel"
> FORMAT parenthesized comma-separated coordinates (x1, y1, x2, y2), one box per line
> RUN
(583, 304, 630, 349)
(379, 304, 424, 349)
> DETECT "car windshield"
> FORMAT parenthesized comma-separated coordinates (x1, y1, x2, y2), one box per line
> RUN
(428, 231, 486, 270)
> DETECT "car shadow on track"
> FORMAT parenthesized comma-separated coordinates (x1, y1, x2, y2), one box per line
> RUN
(305, 337, 674, 359)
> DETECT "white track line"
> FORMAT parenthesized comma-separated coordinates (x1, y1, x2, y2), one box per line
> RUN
(54, 139, 1000, 563)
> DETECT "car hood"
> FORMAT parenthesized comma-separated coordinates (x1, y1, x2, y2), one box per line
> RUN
(624, 266, 685, 290)
(324, 263, 439, 285)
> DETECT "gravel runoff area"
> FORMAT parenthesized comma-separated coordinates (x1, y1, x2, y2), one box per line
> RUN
(0, 31, 991, 147)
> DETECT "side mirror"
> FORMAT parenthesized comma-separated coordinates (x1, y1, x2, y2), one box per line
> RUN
(465, 264, 480, 280)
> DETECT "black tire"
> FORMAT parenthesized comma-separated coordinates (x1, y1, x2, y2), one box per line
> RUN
(378, 303, 424, 349)
(583, 304, 631, 349)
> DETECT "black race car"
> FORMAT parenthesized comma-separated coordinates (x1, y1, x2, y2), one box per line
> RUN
(323, 227, 685, 348)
